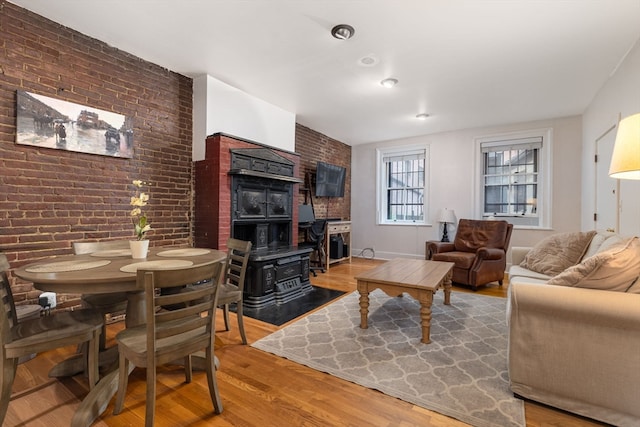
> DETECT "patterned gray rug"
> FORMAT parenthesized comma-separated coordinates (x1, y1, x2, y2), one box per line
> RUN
(252, 289, 525, 427)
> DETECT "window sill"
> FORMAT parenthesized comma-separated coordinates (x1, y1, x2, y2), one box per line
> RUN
(378, 222, 431, 227)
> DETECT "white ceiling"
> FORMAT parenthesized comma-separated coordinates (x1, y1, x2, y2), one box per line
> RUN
(10, 0, 640, 146)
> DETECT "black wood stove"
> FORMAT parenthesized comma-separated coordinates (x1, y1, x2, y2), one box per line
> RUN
(229, 148, 312, 308)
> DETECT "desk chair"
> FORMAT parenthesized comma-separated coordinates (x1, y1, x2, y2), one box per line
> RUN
(298, 204, 327, 276)
(113, 261, 225, 426)
(0, 255, 103, 425)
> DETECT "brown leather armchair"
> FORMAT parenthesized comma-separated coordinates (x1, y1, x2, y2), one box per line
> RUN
(426, 219, 513, 290)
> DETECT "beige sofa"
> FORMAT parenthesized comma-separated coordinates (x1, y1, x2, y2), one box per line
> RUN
(507, 231, 640, 427)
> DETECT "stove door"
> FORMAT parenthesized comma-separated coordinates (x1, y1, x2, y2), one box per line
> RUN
(267, 190, 290, 218)
(236, 186, 267, 220)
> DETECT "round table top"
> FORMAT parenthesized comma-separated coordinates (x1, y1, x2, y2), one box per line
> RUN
(14, 247, 227, 294)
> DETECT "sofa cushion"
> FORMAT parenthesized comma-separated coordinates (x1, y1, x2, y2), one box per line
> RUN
(432, 251, 476, 269)
(519, 230, 596, 276)
(508, 264, 553, 282)
(508, 275, 550, 286)
(547, 237, 640, 292)
(626, 277, 640, 293)
(582, 231, 625, 259)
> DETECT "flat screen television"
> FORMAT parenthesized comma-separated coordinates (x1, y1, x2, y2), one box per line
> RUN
(315, 161, 346, 197)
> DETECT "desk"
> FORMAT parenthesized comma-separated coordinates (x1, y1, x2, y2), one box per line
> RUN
(14, 247, 226, 427)
(355, 258, 454, 344)
(325, 221, 351, 270)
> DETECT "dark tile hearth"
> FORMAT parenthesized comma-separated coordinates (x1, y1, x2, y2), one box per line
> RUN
(230, 286, 345, 326)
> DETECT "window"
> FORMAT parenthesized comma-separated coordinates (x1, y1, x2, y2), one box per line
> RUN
(377, 146, 428, 225)
(476, 130, 551, 228)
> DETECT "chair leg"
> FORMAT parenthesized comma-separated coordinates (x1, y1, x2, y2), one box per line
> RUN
(184, 355, 192, 383)
(77, 317, 108, 353)
(87, 330, 100, 389)
(205, 346, 223, 414)
(113, 353, 129, 415)
(222, 304, 230, 331)
(99, 322, 108, 351)
(145, 361, 156, 427)
(0, 358, 18, 425)
(236, 302, 247, 345)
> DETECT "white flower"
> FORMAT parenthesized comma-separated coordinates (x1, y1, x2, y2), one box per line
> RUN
(130, 180, 151, 240)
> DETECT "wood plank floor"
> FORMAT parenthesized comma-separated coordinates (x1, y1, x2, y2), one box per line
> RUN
(6, 258, 607, 426)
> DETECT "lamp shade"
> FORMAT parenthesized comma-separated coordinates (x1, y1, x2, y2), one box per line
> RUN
(438, 208, 456, 224)
(609, 113, 640, 180)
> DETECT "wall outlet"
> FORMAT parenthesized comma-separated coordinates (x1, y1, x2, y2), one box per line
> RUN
(39, 292, 56, 309)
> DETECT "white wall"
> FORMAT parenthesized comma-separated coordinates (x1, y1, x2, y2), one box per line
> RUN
(582, 39, 640, 237)
(352, 116, 583, 260)
(192, 74, 296, 161)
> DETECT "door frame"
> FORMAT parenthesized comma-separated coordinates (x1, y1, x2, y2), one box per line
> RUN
(594, 122, 619, 232)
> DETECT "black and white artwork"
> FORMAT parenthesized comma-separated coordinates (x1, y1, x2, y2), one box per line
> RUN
(16, 91, 133, 158)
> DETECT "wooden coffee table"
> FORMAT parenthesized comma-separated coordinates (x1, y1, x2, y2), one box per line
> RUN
(355, 258, 454, 344)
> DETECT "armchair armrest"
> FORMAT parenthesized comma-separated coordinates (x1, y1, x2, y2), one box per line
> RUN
(476, 247, 505, 260)
(428, 241, 455, 253)
(425, 241, 455, 260)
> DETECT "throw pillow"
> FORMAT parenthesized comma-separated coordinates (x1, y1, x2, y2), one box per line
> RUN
(520, 230, 597, 276)
(547, 237, 640, 292)
(582, 232, 623, 259)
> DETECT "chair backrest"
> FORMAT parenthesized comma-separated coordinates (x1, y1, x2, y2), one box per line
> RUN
(0, 255, 19, 347)
(453, 219, 513, 252)
(73, 240, 130, 255)
(308, 219, 328, 245)
(138, 260, 223, 366)
(223, 238, 252, 292)
(298, 204, 315, 224)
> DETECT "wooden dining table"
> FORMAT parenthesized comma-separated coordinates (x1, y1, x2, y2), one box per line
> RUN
(14, 246, 227, 427)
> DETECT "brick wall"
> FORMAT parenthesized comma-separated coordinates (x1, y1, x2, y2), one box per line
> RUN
(195, 133, 302, 249)
(0, 4, 353, 309)
(295, 124, 351, 221)
(0, 4, 193, 307)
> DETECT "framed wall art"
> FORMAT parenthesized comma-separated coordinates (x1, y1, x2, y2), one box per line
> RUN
(16, 91, 133, 158)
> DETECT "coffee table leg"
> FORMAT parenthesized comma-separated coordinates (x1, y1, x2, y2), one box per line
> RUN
(358, 287, 370, 329)
(419, 291, 434, 344)
(443, 270, 452, 305)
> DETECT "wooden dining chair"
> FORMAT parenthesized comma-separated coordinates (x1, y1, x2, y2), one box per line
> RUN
(73, 240, 130, 350)
(0, 254, 103, 425)
(113, 260, 225, 426)
(218, 238, 252, 344)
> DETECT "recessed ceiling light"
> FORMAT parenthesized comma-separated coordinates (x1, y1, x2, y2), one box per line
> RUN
(331, 24, 355, 40)
(416, 113, 430, 120)
(359, 55, 378, 67)
(380, 78, 398, 88)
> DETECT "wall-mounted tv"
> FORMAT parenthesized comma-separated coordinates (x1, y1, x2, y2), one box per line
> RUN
(315, 161, 346, 197)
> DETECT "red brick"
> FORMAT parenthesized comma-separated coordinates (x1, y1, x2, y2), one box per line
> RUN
(0, 3, 193, 306)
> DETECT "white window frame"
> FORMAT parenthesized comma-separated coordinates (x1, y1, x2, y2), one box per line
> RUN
(473, 128, 552, 229)
(376, 145, 429, 225)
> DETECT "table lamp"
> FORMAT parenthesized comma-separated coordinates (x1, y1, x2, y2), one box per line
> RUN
(438, 208, 457, 242)
(609, 113, 640, 180)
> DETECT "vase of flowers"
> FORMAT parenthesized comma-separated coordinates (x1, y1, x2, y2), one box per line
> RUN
(129, 179, 151, 258)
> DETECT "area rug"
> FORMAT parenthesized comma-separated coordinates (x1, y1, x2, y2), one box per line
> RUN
(231, 286, 345, 326)
(252, 289, 524, 427)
